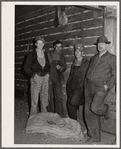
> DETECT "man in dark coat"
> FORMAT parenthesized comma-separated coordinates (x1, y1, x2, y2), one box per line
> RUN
(24, 36, 50, 117)
(66, 44, 89, 120)
(47, 40, 67, 117)
(84, 36, 116, 143)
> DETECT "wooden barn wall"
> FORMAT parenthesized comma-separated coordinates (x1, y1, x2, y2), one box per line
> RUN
(15, 5, 104, 95)
(15, 5, 116, 134)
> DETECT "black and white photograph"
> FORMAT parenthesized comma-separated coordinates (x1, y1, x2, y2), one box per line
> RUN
(1, 1, 120, 148)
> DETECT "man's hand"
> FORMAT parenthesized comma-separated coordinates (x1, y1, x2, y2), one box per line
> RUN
(56, 65, 61, 70)
(104, 84, 108, 91)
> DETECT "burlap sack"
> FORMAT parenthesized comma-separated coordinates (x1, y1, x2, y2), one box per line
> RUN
(26, 112, 85, 141)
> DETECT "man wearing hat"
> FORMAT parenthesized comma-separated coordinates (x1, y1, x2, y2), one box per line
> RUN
(24, 36, 50, 117)
(47, 40, 67, 117)
(66, 44, 89, 120)
(84, 36, 116, 143)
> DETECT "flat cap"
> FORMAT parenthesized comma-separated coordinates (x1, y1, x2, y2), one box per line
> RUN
(53, 40, 62, 46)
(35, 36, 45, 43)
(74, 44, 84, 51)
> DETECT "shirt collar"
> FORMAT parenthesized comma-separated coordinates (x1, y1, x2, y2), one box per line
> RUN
(98, 51, 109, 57)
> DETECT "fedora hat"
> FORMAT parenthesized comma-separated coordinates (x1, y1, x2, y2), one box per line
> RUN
(94, 36, 111, 45)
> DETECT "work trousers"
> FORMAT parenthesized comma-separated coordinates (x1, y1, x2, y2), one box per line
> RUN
(84, 82, 109, 140)
(30, 74, 49, 116)
(67, 89, 84, 120)
(48, 79, 64, 117)
(67, 98, 78, 120)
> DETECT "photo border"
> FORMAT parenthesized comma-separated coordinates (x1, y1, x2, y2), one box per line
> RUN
(1, 0, 120, 148)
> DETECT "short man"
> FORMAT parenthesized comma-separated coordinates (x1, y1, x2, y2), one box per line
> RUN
(84, 36, 116, 143)
(47, 40, 67, 117)
(24, 36, 50, 117)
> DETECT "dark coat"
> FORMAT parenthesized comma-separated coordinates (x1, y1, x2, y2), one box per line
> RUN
(86, 51, 116, 90)
(24, 50, 50, 77)
(66, 58, 89, 106)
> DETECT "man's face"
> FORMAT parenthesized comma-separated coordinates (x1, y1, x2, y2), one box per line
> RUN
(75, 49, 83, 58)
(54, 43, 62, 53)
(35, 40, 44, 50)
(98, 42, 107, 52)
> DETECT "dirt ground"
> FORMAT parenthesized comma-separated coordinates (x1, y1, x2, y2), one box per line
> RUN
(15, 98, 116, 146)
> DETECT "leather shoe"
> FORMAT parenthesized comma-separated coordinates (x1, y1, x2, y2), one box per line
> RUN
(86, 137, 101, 143)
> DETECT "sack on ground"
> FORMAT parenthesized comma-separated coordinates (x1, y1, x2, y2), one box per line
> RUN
(26, 112, 85, 141)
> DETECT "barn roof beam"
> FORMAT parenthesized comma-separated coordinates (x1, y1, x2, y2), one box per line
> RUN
(76, 5, 104, 11)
